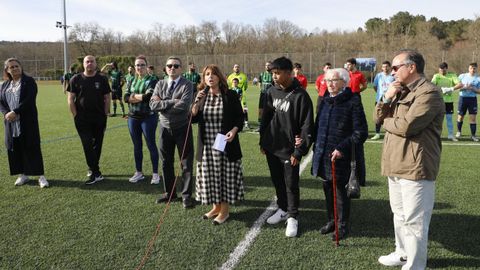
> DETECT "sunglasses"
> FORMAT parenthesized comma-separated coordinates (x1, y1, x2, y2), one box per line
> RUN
(135, 64, 146, 67)
(392, 63, 407, 72)
(166, 64, 180, 69)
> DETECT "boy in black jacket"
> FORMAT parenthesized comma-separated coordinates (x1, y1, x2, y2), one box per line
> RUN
(259, 56, 314, 237)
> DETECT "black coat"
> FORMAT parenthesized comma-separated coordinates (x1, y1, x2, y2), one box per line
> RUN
(0, 74, 41, 151)
(311, 88, 368, 182)
(192, 89, 244, 162)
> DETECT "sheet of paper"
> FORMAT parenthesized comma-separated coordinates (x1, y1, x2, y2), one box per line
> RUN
(213, 133, 227, 152)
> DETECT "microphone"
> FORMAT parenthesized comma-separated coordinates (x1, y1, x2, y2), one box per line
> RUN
(194, 86, 210, 103)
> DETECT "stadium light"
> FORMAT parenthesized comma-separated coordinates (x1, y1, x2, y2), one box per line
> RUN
(56, 0, 70, 79)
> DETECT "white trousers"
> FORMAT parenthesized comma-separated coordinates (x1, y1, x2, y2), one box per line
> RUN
(388, 176, 435, 270)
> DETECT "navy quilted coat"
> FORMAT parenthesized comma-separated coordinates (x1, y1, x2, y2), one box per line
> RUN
(311, 87, 368, 182)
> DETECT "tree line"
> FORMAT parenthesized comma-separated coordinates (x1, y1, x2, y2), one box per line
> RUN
(1, 11, 479, 79)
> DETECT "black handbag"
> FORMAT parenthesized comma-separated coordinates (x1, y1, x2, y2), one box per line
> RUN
(346, 143, 361, 199)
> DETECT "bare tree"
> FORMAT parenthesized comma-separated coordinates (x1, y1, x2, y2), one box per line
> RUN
(198, 21, 220, 55)
(68, 22, 103, 55)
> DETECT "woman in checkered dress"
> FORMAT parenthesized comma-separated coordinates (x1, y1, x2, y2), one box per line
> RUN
(191, 64, 244, 225)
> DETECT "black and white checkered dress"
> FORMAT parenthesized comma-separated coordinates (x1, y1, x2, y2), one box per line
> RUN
(196, 93, 244, 205)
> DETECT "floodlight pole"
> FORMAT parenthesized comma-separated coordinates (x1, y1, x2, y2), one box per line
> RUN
(56, 0, 70, 76)
(62, 0, 68, 75)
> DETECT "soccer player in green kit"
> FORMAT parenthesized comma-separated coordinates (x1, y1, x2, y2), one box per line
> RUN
(228, 64, 249, 129)
(182, 62, 201, 92)
(125, 65, 135, 90)
(101, 62, 126, 117)
(257, 61, 273, 131)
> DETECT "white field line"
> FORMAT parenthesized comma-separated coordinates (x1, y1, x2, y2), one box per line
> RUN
(219, 137, 478, 269)
(219, 151, 313, 270)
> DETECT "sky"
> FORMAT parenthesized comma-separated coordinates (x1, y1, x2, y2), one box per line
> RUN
(1, 0, 479, 42)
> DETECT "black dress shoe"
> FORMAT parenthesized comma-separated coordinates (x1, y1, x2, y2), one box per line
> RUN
(182, 197, 195, 209)
(155, 193, 177, 204)
(320, 222, 335, 234)
(331, 228, 348, 241)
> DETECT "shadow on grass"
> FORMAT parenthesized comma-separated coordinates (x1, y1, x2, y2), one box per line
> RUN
(244, 176, 322, 189)
(46, 177, 479, 263)
(428, 257, 480, 268)
(50, 178, 162, 195)
(429, 213, 480, 259)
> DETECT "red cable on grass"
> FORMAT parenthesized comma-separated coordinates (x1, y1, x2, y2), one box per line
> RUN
(135, 113, 194, 270)
(332, 160, 339, 247)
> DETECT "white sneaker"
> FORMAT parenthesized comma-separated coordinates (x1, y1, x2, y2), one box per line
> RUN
(447, 135, 458, 142)
(455, 131, 461, 138)
(472, 136, 479, 142)
(285, 217, 298, 237)
(371, 133, 381, 140)
(378, 252, 407, 267)
(38, 176, 49, 188)
(266, 209, 288, 225)
(14, 174, 29, 186)
(86, 170, 92, 177)
(129, 172, 145, 183)
(151, 173, 160, 185)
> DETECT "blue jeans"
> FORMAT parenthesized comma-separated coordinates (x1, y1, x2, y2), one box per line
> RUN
(128, 114, 159, 173)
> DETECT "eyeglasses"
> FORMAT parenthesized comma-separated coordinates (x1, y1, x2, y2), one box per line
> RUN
(135, 64, 146, 67)
(392, 63, 407, 72)
(8, 65, 19, 69)
(325, 78, 343, 83)
(166, 64, 180, 69)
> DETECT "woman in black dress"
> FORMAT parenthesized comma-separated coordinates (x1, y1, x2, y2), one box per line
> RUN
(0, 58, 48, 188)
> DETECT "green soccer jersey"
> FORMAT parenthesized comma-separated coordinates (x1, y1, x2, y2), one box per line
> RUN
(109, 70, 123, 90)
(227, 72, 248, 107)
(232, 86, 243, 99)
(183, 71, 201, 90)
(64, 72, 74, 82)
(125, 73, 135, 90)
(431, 72, 459, 103)
(227, 72, 248, 92)
(259, 71, 273, 93)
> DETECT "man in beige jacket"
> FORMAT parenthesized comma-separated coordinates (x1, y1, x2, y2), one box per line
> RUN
(375, 49, 444, 270)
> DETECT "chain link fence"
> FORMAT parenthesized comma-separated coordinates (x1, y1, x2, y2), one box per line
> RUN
(19, 50, 478, 82)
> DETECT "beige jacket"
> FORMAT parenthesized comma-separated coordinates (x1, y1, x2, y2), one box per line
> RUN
(375, 77, 444, 180)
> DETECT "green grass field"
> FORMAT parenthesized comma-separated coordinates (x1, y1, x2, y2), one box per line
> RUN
(1, 81, 479, 269)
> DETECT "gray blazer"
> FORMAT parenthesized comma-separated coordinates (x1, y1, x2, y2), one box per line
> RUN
(149, 76, 194, 129)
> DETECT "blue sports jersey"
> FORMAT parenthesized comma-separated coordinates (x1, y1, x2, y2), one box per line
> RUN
(373, 72, 395, 102)
(458, 73, 480, 98)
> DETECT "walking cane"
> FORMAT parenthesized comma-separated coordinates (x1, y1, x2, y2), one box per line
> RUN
(332, 159, 340, 247)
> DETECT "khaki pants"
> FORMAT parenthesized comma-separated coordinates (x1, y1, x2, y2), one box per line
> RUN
(388, 176, 435, 270)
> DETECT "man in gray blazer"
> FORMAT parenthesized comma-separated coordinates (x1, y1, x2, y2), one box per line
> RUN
(150, 56, 195, 208)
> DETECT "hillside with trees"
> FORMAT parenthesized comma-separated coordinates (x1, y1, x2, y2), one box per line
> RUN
(1, 12, 479, 79)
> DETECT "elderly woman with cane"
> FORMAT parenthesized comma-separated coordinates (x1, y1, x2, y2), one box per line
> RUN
(311, 68, 368, 240)
(0, 58, 48, 188)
